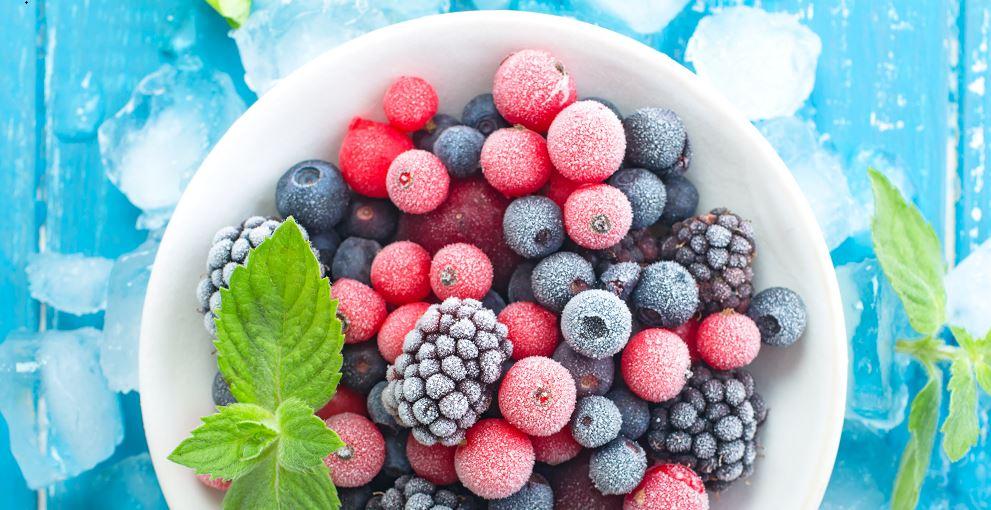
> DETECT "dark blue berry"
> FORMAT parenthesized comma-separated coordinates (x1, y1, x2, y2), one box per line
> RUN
(382, 430, 412, 477)
(462, 93, 509, 136)
(503, 196, 565, 258)
(599, 262, 641, 301)
(584, 96, 622, 118)
(434, 125, 484, 178)
(276, 160, 351, 233)
(623, 108, 691, 177)
(339, 486, 373, 510)
(552, 342, 614, 397)
(589, 437, 647, 495)
(340, 196, 399, 242)
(561, 290, 632, 359)
(531, 252, 595, 312)
(490, 473, 553, 510)
(660, 174, 699, 224)
(606, 385, 650, 440)
(482, 290, 507, 315)
(413, 114, 460, 151)
(341, 342, 387, 394)
(212, 371, 235, 406)
(508, 261, 537, 303)
(311, 230, 341, 269)
(571, 396, 622, 448)
(747, 287, 807, 347)
(632, 261, 699, 328)
(369, 381, 399, 431)
(332, 237, 382, 285)
(608, 168, 666, 229)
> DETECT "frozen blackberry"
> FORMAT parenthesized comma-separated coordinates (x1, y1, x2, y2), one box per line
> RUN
(382, 430, 413, 478)
(661, 208, 756, 314)
(490, 473, 554, 510)
(342, 342, 388, 394)
(212, 371, 236, 407)
(598, 262, 641, 301)
(606, 385, 650, 440)
(508, 261, 537, 303)
(571, 395, 622, 448)
(608, 168, 666, 229)
(369, 381, 400, 431)
(311, 230, 342, 269)
(503, 196, 565, 259)
(341, 196, 399, 242)
(413, 113, 460, 152)
(531, 252, 596, 312)
(645, 364, 767, 491)
(434, 125, 485, 179)
(276, 159, 351, 233)
(589, 437, 647, 495)
(623, 107, 691, 177)
(588, 228, 662, 271)
(747, 287, 807, 347)
(482, 290, 507, 315)
(632, 261, 699, 328)
(584, 96, 622, 118)
(462, 93, 510, 136)
(332, 237, 383, 285)
(659, 174, 699, 224)
(382, 298, 513, 446)
(367, 474, 480, 510)
(561, 290, 632, 359)
(552, 342, 614, 397)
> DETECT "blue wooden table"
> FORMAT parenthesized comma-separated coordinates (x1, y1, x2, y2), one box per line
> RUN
(0, 0, 986, 507)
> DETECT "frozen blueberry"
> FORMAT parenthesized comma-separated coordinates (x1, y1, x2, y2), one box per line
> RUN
(311, 230, 341, 269)
(584, 96, 622, 118)
(461, 93, 509, 136)
(413, 113, 460, 151)
(623, 108, 691, 177)
(434, 125, 484, 178)
(531, 252, 596, 312)
(608, 168, 666, 229)
(589, 437, 647, 495)
(747, 287, 807, 347)
(482, 290, 507, 315)
(276, 159, 351, 233)
(508, 260, 537, 303)
(561, 290, 632, 359)
(490, 473, 553, 510)
(331, 237, 382, 285)
(632, 261, 699, 328)
(659, 174, 699, 224)
(552, 342, 614, 397)
(598, 262, 641, 301)
(382, 430, 412, 478)
(212, 371, 236, 406)
(340, 196, 399, 242)
(342, 342, 387, 394)
(606, 385, 650, 440)
(369, 381, 399, 431)
(503, 196, 565, 259)
(571, 395, 622, 448)
(339, 486, 373, 510)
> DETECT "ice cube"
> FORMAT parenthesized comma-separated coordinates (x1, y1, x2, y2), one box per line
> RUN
(0, 329, 124, 489)
(98, 56, 246, 230)
(101, 236, 159, 393)
(685, 6, 822, 121)
(571, 0, 690, 35)
(847, 148, 917, 215)
(233, 0, 450, 95)
(946, 238, 991, 338)
(48, 453, 168, 510)
(820, 420, 896, 509)
(26, 252, 114, 315)
(758, 116, 869, 251)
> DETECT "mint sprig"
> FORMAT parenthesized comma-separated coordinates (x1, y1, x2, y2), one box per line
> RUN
(204, 0, 252, 29)
(169, 218, 345, 509)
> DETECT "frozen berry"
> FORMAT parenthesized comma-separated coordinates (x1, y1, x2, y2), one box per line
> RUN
(508, 261, 537, 303)
(564, 184, 633, 250)
(624, 464, 708, 510)
(672, 318, 700, 361)
(382, 430, 412, 477)
(481, 127, 553, 197)
(621, 329, 690, 403)
(368, 381, 400, 431)
(196, 474, 231, 491)
(406, 433, 458, 485)
(503, 195, 565, 258)
(632, 261, 699, 328)
(317, 386, 368, 419)
(429, 243, 493, 300)
(378, 302, 432, 363)
(324, 412, 386, 487)
(332, 237, 381, 285)
(532, 427, 583, 466)
(413, 113, 460, 151)
(608, 168, 666, 229)
(435, 125, 485, 178)
(697, 311, 761, 370)
(571, 395, 622, 448)
(599, 262, 641, 301)
(490, 473, 554, 510)
(332, 278, 387, 344)
(561, 290, 632, 359)
(339, 486, 373, 510)
(531, 251, 595, 312)
(342, 342, 388, 394)
(548, 451, 624, 509)
(590, 437, 648, 495)
(371, 241, 432, 304)
(341, 196, 399, 242)
(747, 287, 807, 347)
(623, 108, 691, 178)
(585, 96, 622, 118)
(482, 290, 507, 315)
(212, 371, 235, 407)
(387, 150, 450, 214)
(498, 356, 577, 436)
(455, 418, 535, 499)
(339, 117, 413, 198)
(552, 342, 614, 397)
(492, 49, 577, 132)
(498, 302, 559, 359)
(462, 93, 510, 136)
(545, 170, 582, 208)
(312, 230, 341, 269)
(606, 385, 650, 440)
(547, 100, 625, 183)
(659, 174, 698, 224)
(383, 76, 439, 131)
(276, 159, 351, 233)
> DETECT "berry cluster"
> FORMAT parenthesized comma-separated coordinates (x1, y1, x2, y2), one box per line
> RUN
(195, 48, 812, 508)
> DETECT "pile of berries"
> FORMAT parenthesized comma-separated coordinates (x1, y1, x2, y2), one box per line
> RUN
(196, 48, 811, 509)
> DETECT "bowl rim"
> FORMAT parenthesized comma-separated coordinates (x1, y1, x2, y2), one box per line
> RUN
(140, 10, 847, 509)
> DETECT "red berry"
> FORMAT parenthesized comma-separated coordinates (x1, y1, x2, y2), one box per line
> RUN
(429, 243, 493, 300)
(672, 318, 700, 362)
(331, 278, 387, 344)
(387, 150, 450, 214)
(316, 386, 368, 419)
(377, 302, 432, 363)
(547, 100, 625, 183)
(548, 451, 624, 509)
(696, 310, 761, 370)
(498, 356, 576, 436)
(406, 434, 458, 485)
(498, 302, 559, 359)
(196, 474, 231, 491)
(531, 427, 583, 466)
(323, 413, 385, 487)
(624, 464, 709, 510)
(480, 127, 553, 197)
(492, 49, 577, 132)
(338, 117, 413, 198)
(621, 329, 690, 403)
(564, 184, 633, 249)
(455, 418, 535, 499)
(545, 170, 581, 208)
(370, 241, 432, 305)
(383, 76, 438, 131)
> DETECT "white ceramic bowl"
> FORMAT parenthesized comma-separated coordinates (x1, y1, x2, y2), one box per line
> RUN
(141, 10, 846, 510)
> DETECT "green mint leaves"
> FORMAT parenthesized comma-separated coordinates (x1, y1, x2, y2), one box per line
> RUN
(169, 219, 345, 509)
(891, 366, 941, 510)
(204, 0, 252, 29)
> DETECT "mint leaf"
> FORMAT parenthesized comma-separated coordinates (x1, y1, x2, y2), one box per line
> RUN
(277, 398, 345, 472)
(892, 366, 942, 510)
(214, 218, 344, 411)
(952, 327, 991, 395)
(975, 362, 991, 396)
(168, 403, 277, 480)
(895, 336, 944, 367)
(941, 354, 979, 461)
(204, 0, 252, 29)
(869, 168, 946, 335)
(224, 452, 340, 510)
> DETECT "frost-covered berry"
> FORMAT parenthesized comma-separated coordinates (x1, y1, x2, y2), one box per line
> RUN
(746, 287, 807, 347)
(317, 386, 367, 419)
(621, 329, 691, 403)
(378, 302, 432, 363)
(498, 356, 577, 436)
(276, 159, 351, 233)
(503, 195, 565, 258)
(624, 464, 709, 510)
(672, 318, 701, 362)
(332, 278, 387, 344)
(430, 243, 493, 300)
(368, 381, 400, 431)
(212, 371, 235, 407)
(311, 230, 341, 269)
(552, 342, 614, 397)
(462, 93, 510, 136)
(492, 49, 577, 132)
(585, 96, 622, 117)
(606, 385, 650, 440)
(455, 418, 535, 499)
(508, 261, 537, 303)
(561, 290, 632, 359)
(498, 302, 559, 359)
(608, 168, 666, 229)
(482, 290, 507, 315)
(531, 427, 584, 466)
(371, 241, 432, 304)
(590, 437, 648, 495)
(406, 433, 458, 485)
(531, 252, 595, 312)
(697, 311, 761, 370)
(548, 452, 624, 509)
(338, 117, 413, 198)
(632, 261, 699, 328)
(413, 113, 460, 151)
(340, 196, 399, 243)
(323, 412, 386, 487)
(332, 237, 382, 285)
(342, 342, 388, 394)
(434, 125, 485, 178)
(387, 150, 450, 214)
(382, 430, 412, 478)
(623, 108, 691, 178)
(564, 184, 633, 250)
(196, 474, 231, 491)
(547, 100, 626, 183)
(490, 473, 554, 510)
(383, 76, 438, 132)
(571, 395, 622, 448)
(545, 170, 582, 208)
(481, 127, 553, 197)
(599, 262, 642, 301)
(659, 174, 698, 224)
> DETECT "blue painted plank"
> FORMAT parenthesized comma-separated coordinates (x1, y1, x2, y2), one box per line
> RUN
(957, 0, 991, 259)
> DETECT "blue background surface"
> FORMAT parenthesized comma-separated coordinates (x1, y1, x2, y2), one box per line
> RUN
(0, 0, 987, 507)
